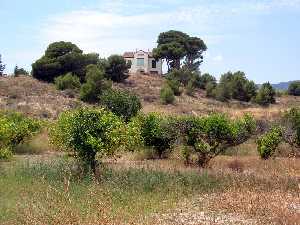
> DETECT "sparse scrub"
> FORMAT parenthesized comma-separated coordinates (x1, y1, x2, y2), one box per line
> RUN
(166, 78, 182, 96)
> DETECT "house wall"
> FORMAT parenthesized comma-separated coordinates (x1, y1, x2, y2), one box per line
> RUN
(124, 50, 162, 75)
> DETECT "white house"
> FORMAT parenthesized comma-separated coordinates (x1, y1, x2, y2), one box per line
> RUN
(123, 50, 162, 75)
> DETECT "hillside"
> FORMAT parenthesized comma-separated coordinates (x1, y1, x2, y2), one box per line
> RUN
(1, 74, 300, 120)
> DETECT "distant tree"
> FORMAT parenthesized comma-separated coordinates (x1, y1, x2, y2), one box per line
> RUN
(153, 30, 207, 72)
(14, 65, 29, 76)
(184, 36, 207, 71)
(32, 41, 99, 82)
(0, 54, 5, 76)
(255, 82, 276, 106)
(288, 81, 300, 96)
(105, 55, 130, 82)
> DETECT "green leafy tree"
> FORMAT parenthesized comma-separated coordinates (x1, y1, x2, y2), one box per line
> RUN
(100, 89, 142, 121)
(255, 82, 276, 106)
(288, 81, 300, 96)
(0, 54, 5, 76)
(105, 55, 130, 82)
(140, 113, 179, 158)
(182, 113, 255, 167)
(80, 65, 111, 102)
(257, 126, 283, 159)
(50, 108, 127, 173)
(32, 41, 99, 82)
(54, 73, 81, 90)
(0, 111, 41, 159)
(184, 36, 207, 71)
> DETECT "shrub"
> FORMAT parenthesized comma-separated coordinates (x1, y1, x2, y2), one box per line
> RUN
(215, 83, 231, 102)
(140, 113, 179, 158)
(0, 111, 41, 159)
(54, 73, 81, 90)
(205, 81, 217, 98)
(185, 79, 195, 96)
(100, 89, 142, 121)
(288, 81, 300, 96)
(80, 64, 111, 102)
(182, 113, 255, 167)
(160, 85, 175, 104)
(257, 126, 283, 159)
(50, 108, 127, 173)
(166, 68, 194, 86)
(14, 65, 29, 76)
(0, 54, 5, 76)
(105, 55, 130, 82)
(255, 82, 276, 106)
(166, 78, 182, 96)
(32, 41, 99, 82)
(283, 107, 300, 147)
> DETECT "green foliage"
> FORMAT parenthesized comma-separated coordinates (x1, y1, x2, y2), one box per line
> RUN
(255, 82, 276, 106)
(166, 78, 182, 96)
(100, 89, 142, 121)
(80, 64, 111, 102)
(54, 73, 81, 90)
(0, 111, 41, 159)
(195, 73, 216, 89)
(288, 81, 300, 96)
(181, 114, 255, 167)
(185, 79, 195, 96)
(284, 107, 300, 147)
(166, 68, 195, 86)
(217, 71, 257, 102)
(205, 81, 217, 98)
(49, 108, 127, 172)
(257, 126, 283, 159)
(140, 113, 179, 158)
(32, 41, 99, 82)
(105, 55, 130, 82)
(14, 65, 29, 77)
(153, 30, 207, 71)
(0, 54, 5, 76)
(160, 85, 175, 104)
(215, 83, 231, 102)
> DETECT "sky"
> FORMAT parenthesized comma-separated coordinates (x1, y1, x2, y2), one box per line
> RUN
(1, 0, 300, 83)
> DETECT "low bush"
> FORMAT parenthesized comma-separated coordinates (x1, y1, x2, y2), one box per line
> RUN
(160, 85, 175, 104)
(100, 89, 142, 121)
(257, 126, 283, 159)
(181, 113, 256, 167)
(140, 113, 179, 158)
(185, 79, 195, 96)
(54, 73, 81, 90)
(205, 81, 217, 98)
(195, 73, 216, 89)
(0, 111, 41, 159)
(166, 78, 182, 96)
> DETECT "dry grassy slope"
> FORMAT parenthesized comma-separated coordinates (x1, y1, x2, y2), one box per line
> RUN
(1, 74, 300, 120)
(117, 73, 300, 120)
(0, 75, 81, 119)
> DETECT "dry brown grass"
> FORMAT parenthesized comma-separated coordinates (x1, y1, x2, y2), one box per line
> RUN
(0, 75, 81, 119)
(116, 73, 300, 120)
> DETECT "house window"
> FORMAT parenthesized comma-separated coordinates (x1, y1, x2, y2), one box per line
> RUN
(137, 58, 144, 66)
(152, 60, 157, 68)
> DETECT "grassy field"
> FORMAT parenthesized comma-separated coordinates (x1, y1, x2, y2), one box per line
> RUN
(1, 152, 299, 225)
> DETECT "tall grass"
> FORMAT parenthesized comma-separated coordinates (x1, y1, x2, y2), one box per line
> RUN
(0, 157, 222, 224)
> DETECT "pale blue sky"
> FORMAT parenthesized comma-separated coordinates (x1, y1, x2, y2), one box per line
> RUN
(1, 0, 300, 83)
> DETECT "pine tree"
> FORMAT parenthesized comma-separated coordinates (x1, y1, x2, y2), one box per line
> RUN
(0, 54, 5, 76)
